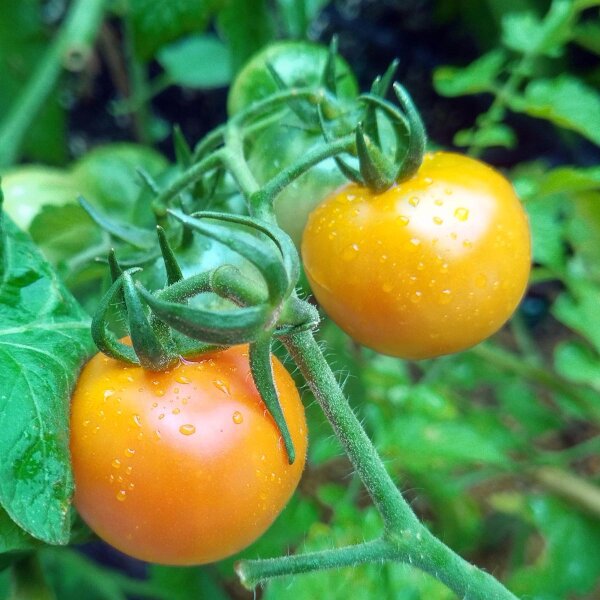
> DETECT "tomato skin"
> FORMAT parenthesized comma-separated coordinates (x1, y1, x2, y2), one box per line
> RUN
(70, 345, 307, 565)
(302, 152, 531, 359)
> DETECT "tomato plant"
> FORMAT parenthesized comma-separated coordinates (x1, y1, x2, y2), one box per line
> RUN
(70, 344, 307, 565)
(302, 152, 531, 359)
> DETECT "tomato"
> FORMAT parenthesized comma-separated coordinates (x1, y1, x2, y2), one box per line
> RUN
(70, 345, 307, 565)
(301, 152, 531, 359)
(227, 41, 358, 115)
(249, 125, 348, 247)
(1, 166, 80, 230)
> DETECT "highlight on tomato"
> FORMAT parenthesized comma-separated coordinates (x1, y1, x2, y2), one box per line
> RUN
(301, 152, 531, 360)
(70, 344, 307, 565)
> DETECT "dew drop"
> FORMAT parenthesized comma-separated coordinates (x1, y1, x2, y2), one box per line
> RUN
(213, 379, 230, 395)
(116, 490, 127, 502)
(409, 238, 421, 248)
(232, 411, 244, 424)
(175, 375, 191, 384)
(158, 413, 165, 420)
(124, 448, 135, 458)
(155, 389, 165, 397)
(397, 215, 410, 226)
(423, 177, 433, 184)
(179, 424, 196, 436)
(410, 291, 423, 304)
(409, 196, 420, 207)
(82, 419, 90, 428)
(417, 261, 425, 271)
(103, 389, 115, 399)
(463, 239, 472, 248)
(128, 482, 135, 491)
(125, 466, 133, 475)
(454, 207, 469, 221)
(434, 199, 443, 206)
(152, 402, 158, 408)
(433, 216, 443, 225)
(342, 243, 360, 261)
(112, 459, 121, 469)
(172, 407, 181, 415)
(438, 290, 453, 304)
(132, 414, 142, 427)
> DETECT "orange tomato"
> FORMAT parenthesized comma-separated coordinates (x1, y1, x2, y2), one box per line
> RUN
(70, 345, 307, 565)
(301, 152, 531, 359)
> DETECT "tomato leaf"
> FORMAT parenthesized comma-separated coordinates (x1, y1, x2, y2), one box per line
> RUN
(509, 75, 600, 146)
(433, 50, 506, 97)
(0, 208, 93, 544)
(157, 34, 232, 89)
(0, 506, 38, 554)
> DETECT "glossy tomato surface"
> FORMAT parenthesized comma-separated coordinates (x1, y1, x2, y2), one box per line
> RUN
(70, 345, 307, 565)
(302, 152, 531, 359)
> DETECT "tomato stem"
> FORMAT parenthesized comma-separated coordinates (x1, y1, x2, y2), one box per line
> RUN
(236, 329, 521, 599)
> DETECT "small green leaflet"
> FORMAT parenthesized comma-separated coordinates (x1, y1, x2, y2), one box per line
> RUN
(0, 199, 94, 545)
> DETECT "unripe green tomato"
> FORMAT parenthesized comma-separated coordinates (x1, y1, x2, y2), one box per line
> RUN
(228, 41, 358, 115)
(248, 125, 347, 247)
(1, 166, 80, 230)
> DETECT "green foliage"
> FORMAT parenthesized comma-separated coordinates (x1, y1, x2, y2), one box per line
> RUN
(433, 0, 600, 151)
(0, 209, 93, 545)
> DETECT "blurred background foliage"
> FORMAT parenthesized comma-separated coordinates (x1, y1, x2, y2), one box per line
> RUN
(1, 0, 600, 598)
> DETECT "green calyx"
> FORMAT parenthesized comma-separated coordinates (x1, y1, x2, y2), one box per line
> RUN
(321, 61, 428, 193)
(91, 214, 318, 463)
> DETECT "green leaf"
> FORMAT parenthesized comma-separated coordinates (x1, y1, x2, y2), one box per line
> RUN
(501, 0, 574, 57)
(554, 340, 600, 392)
(276, 0, 330, 38)
(509, 496, 600, 599)
(433, 50, 506, 97)
(157, 34, 231, 88)
(453, 123, 516, 149)
(148, 565, 229, 600)
(553, 279, 600, 354)
(217, 0, 275, 74)
(567, 191, 600, 279)
(537, 166, 600, 197)
(0, 212, 93, 544)
(127, 0, 225, 60)
(510, 75, 600, 146)
(524, 194, 567, 269)
(0, 505, 38, 553)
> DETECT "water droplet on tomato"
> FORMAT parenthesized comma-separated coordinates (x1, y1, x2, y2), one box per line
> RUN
(409, 196, 420, 207)
(397, 215, 410, 226)
(124, 448, 135, 458)
(172, 407, 181, 415)
(112, 459, 121, 469)
(175, 375, 190, 384)
(213, 379, 230, 395)
(434, 199, 443, 206)
(410, 291, 423, 304)
(433, 216, 443, 225)
(409, 238, 421, 248)
(438, 290, 453, 304)
(454, 207, 469, 221)
(342, 243, 360, 261)
(116, 490, 127, 502)
(155, 389, 165, 397)
(463, 239, 472, 248)
(132, 414, 142, 427)
(232, 411, 244, 424)
(125, 466, 132, 475)
(179, 424, 196, 436)
(103, 389, 114, 399)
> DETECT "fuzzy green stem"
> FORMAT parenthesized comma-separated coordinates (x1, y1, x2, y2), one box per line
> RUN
(151, 150, 225, 216)
(0, 0, 105, 167)
(236, 538, 394, 588)
(283, 330, 420, 530)
(251, 135, 354, 220)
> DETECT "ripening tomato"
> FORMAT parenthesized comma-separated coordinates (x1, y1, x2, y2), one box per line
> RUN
(70, 345, 307, 565)
(302, 152, 531, 359)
